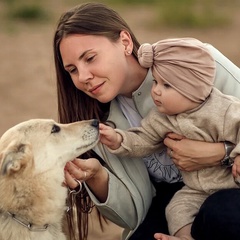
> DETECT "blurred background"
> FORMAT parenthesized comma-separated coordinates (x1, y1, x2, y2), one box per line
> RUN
(0, 0, 239, 135)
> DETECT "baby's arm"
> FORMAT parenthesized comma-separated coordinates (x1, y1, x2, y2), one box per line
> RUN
(99, 123, 123, 150)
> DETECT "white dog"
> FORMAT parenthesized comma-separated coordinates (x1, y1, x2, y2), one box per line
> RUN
(0, 119, 99, 240)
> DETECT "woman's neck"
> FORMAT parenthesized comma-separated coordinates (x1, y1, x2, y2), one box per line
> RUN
(122, 60, 148, 98)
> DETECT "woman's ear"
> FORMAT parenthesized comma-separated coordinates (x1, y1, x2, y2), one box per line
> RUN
(119, 30, 133, 55)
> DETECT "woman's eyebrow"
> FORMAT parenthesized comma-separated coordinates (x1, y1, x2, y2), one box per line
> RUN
(79, 49, 93, 60)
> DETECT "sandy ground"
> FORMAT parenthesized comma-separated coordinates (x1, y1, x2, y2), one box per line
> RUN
(0, 4, 240, 135)
(0, 2, 239, 239)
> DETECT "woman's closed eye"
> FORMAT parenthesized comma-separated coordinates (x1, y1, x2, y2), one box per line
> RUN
(86, 54, 96, 63)
(64, 64, 77, 74)
(67, 67, 77, 74)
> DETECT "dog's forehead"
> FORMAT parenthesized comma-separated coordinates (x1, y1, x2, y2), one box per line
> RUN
(0, 119, 56, 141)
(17, 119, 56, 131)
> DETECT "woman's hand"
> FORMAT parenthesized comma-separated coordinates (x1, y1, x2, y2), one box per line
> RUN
(232, 155, 240, 180)
(164, 133, 225, 171)
(64, 157, 109, 202)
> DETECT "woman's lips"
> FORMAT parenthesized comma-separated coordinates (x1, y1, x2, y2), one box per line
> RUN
(89, 82, 104, 95)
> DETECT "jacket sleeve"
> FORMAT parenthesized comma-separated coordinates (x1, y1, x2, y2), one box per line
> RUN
(84, 143, 155, 238)
(206, 43, 240, 99)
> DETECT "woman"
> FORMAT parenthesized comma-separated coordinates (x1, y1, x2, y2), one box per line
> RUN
(53, 2, 240, 240)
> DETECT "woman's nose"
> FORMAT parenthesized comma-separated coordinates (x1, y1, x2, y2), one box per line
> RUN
(78, 66, 93, 83)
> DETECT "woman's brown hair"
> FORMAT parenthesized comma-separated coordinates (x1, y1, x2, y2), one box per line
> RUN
(53, 2, 140, 240)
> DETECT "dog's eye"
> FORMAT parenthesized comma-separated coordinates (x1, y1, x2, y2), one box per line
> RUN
(51, 124, 60, 133)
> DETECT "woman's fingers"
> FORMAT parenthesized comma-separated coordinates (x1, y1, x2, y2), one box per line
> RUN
(64, 170, 79, 189)
(165, 132, 186, 141)
(64, 160, 88, 188)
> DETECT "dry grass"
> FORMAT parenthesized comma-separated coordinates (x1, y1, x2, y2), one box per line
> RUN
(0, 1, 239, 239)
(0, 0, 239, 134)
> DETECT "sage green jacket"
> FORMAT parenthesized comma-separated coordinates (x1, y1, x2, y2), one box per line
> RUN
(85, 44, 240, 240)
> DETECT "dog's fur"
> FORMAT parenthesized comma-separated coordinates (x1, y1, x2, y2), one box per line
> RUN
(0, 119, 99, 240)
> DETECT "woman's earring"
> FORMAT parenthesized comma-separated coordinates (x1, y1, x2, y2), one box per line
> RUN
(126, 51, 131, 55)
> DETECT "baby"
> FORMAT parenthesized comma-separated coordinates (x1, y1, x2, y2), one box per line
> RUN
(100, 38, 240, 240)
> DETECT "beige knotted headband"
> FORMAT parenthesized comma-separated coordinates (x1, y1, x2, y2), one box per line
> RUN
(138, 38, 216, 103)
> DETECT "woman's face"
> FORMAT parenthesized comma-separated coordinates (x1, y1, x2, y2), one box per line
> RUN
(60, 33, 132, 103)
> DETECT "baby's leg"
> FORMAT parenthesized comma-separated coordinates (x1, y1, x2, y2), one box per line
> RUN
(154, 224, 193, 240)
(166, 186, 207, 238)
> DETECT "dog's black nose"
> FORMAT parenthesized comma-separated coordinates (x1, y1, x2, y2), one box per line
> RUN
(91, 119, 99, 128)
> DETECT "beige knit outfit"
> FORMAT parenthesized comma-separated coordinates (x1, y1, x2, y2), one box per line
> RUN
(111, 88, 240, 235)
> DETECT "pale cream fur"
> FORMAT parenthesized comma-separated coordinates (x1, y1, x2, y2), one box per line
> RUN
(0, 119, 99, 240)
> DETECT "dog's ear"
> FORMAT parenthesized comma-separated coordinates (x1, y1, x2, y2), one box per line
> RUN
(0, 143, 33, 176)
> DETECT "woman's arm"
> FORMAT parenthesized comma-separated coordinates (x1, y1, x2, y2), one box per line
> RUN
(65, 143, 154, 232)
(65, 161, 141, 233)
(164, 133, 225, 171)
(86, 159, 154, 231)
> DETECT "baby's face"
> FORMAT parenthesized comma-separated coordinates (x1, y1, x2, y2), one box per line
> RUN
(151, 75, 200, 115)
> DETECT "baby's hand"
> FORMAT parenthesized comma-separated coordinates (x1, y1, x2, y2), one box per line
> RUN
(99, 123, 122, 150)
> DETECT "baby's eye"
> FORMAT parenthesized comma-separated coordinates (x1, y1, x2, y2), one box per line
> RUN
(163, 83, 171, 88)
(152, 79, 157, 84)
